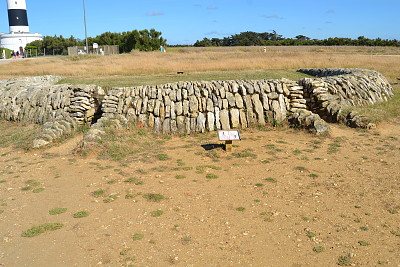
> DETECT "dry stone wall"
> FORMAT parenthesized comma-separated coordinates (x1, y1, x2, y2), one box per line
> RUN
(297, 68, 393, 128)
(0, 68, 394, 147)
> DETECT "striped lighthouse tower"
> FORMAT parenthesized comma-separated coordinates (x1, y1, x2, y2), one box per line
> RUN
(7, 0, 30, 33)
(0, 0, 42, 54)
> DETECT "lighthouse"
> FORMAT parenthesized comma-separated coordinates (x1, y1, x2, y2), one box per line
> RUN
(0, 0, 43, 54)
(7, 0, 30, 33)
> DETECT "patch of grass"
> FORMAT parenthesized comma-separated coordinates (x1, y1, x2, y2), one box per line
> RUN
(181, 236, 192, 245)
(358, 240, 370, 246)
(150, 209, 164, 217)
(49, 208, 67, 215)
(313, 246, 325, 253)
(236, 207, 246, 211)
(360, 226, 368, 231)
(175, 174, 186, 179)
(306, 231, 316, 238)
(21, 223, 64, 237)
(264, 177, 277, 183)
(26, 179, 40, 187)
(92, 189, 105, 197)
(390, 230, 400, 237)
(293, 149, 302, 155)
(206, 173, 219, 179)
(232, 149, 257, 159)
(337, 255, 352, 266)
(302, 217, 310, 221)
(103, 194, 119, 203)
(309, 173, 319, 178)
(32, 188, 45, 193)
(143, 193, 165, 202)
(295, 166, 307, 171)
(255, 183, 264, 187)
(132, 233, 144, 241)
(0, 180, 6, 183)
(73, 211, 90, 218)
(388, 209, 398, 214)
(156, 154, 170, 161)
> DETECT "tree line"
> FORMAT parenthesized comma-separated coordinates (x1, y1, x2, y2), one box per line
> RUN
(193, 31, 400, 47)
(26, 29, 167, 55)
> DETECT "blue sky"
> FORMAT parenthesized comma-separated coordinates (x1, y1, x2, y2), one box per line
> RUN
(0, 0, 399, 45)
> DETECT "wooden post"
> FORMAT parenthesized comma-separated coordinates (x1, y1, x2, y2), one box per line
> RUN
(225, 140, 233, 152)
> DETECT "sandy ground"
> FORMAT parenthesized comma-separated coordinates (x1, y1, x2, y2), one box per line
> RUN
(0, 121, 399, 267)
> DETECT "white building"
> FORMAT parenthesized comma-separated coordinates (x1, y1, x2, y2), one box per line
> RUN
(0, 0, 42, 53)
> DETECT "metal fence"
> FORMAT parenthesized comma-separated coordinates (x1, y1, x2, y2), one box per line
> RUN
(68, 45, 119, 56)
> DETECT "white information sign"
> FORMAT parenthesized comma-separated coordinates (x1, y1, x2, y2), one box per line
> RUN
(218, 130, 241, 141)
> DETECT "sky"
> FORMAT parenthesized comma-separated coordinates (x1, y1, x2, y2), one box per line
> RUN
(0, 0, 399, 45)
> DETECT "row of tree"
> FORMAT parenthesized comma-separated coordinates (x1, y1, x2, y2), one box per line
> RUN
(193, 31, 400, 47)
(26, 29, 167, 55)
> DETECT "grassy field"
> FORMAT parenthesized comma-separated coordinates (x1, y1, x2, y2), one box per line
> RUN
(1, 46, 399, 87)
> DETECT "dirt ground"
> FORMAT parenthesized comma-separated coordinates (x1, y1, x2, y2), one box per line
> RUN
(0, 121, 399, 267)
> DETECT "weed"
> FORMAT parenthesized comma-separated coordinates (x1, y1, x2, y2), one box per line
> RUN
(182, 166, 193, 171)
(120, 248, 131, 255)
(309, 173, 319, 178)
(302, 217, 310, 221)
(175, 175, 186, 179)
(151, 210, 164, 217)
(0, 180, 6, 183)
(176, 159, 185, 166)
(265, 177, 277, 183)
(181, 236, 192, 245)
(92, 189, 105, 197)
(354, 205, 362, 209)
(21, 223, 64, 237)
(73, 211, 90, 218)
(236, 207, 246, 211)
(49, 208, 67, 215)
(313, 246, 324, 253)
(107, 179, 118, 184)
(124, 177, 138, 183)
(255, 183, 264, 187)
(132, 233, 144, 241)
(206, 173, 219, 179)
(293, 149, 302, 154)
(390, 230, 400, 237)
(143, 193, 165, 202)
(388, 209, 398, 214)
(358, 240, 370, 246)
(337, 255, 352, 266)
(125, 193, 136, 199)
(26, 179, 40, 187)
(306, 231, 316, 238)
(360, 226, 368, 231)
(156, 154, 170, 161)
(295, 166, 306, 171)
(103, 194, 119, 203)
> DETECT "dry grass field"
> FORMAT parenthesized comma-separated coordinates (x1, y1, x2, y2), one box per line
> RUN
(0, 46, 399, 267)
(0, 46, 399, 87)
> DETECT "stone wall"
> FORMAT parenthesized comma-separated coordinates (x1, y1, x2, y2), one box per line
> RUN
(297, 68, 393, 127)
(0, 68, 394, 147)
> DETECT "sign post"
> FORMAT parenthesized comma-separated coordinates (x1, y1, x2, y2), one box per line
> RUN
(218, 130, 241, 152)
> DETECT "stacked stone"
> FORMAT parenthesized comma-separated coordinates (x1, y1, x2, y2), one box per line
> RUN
(96, 79, 291, 136)
(68, 85, 105, 125)
(286, 81, 307, 113)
